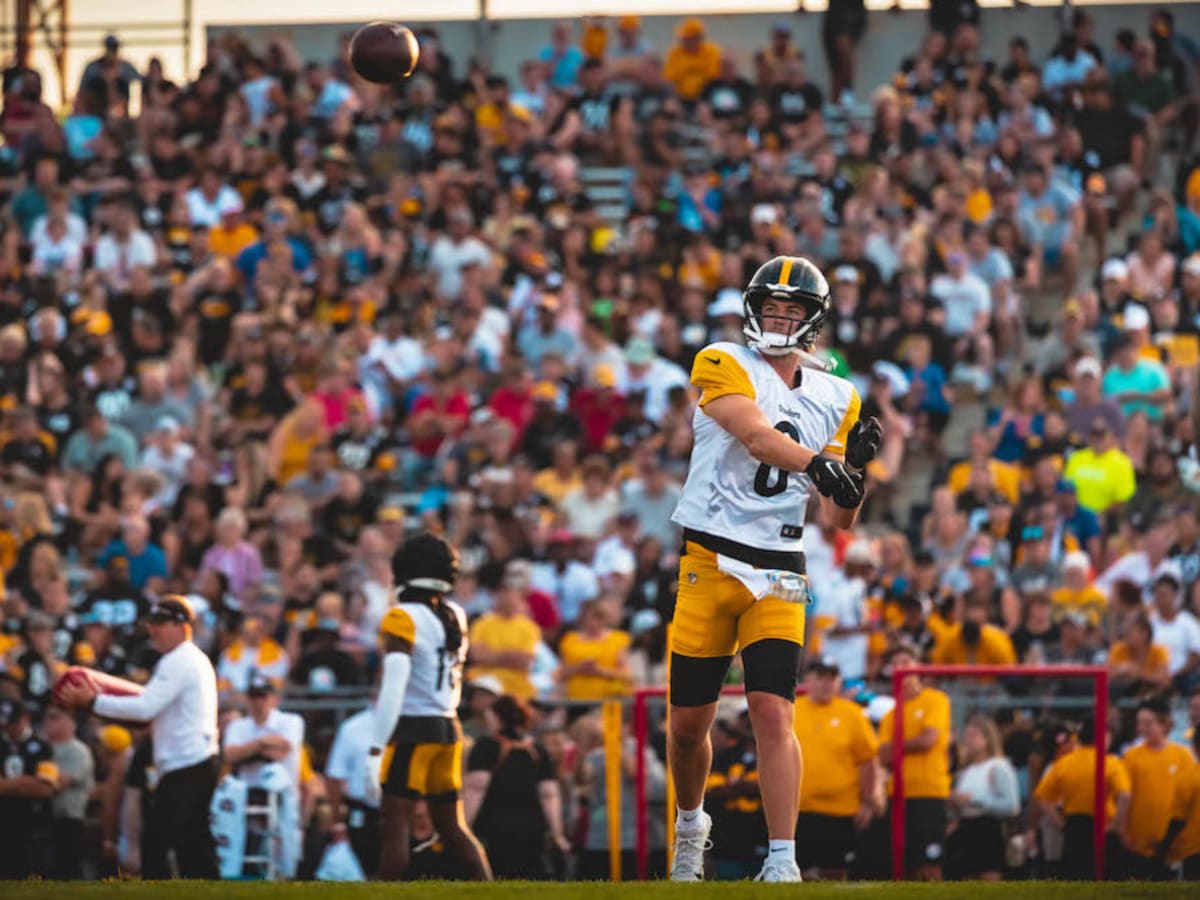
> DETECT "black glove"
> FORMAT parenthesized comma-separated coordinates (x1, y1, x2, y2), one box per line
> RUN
(805, 456, 866, 509)
(845, 416, 883, 470)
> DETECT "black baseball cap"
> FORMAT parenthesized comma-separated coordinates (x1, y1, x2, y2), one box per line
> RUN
(246, 673, 277, 697)
(146, 595, 195, 624)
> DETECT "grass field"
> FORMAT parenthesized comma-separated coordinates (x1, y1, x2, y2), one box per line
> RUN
(1, 882, 1197, 899)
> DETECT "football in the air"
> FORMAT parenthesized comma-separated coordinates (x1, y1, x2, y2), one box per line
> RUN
(350, 22, 420, 84)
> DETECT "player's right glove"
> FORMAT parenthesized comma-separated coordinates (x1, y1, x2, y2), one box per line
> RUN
(845, 416, 883, 470)
(805, 455, 865, 508)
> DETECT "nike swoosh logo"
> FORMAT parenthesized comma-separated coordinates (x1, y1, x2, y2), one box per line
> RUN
(705, 356, 721, 365)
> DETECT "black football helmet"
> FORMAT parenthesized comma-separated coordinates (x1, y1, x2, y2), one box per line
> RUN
(392, 532, 460, 594)
(743, 255, 831, 355)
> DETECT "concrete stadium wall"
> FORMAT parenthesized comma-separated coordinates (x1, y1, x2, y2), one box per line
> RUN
(208, 4, 1200, 93)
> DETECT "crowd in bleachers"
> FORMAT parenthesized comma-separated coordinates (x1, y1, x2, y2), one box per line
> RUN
(2, 0, 1200, 881)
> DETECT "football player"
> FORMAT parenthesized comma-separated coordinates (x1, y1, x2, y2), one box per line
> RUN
(667, 255, 882, 882)
(365, 533, 492, 881)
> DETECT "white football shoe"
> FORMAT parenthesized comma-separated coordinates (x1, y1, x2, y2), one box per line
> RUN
(754, 854, 803, 882)
(669, 811, 713, 882)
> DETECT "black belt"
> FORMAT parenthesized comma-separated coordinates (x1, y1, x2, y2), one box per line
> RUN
(682, 528, 806, 574)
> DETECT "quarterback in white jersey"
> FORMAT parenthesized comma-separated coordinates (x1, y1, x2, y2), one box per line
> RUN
(666, 255, 883, 883)
(365, 533, 492, 881)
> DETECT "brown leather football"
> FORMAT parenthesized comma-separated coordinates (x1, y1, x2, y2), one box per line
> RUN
(350, 22, 420, 85)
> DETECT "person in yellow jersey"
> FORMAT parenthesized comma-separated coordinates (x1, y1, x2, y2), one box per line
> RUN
(556, 599, 632, 701)
(1030, 719, 1131, 880)
(364, 533, 491, 881)
(877, 644, 951, 881)
(1157, 726, 1200, 879)
(929, 597, 1017, 666)
(466, 577, 540, 700)
(792, 656, 879, 881)
(1119, 698, 1195, 880)
(667, 255, 879, 883)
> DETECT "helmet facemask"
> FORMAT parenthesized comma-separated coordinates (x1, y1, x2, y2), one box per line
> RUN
(743, 288, 825, 356)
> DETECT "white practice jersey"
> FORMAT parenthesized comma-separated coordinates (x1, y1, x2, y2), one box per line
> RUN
(671, 341, 860, 553)
(378, 600, 468, 719)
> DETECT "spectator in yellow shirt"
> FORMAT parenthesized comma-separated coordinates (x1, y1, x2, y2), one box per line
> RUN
(930, 598, 1017, 667)
(1051, 551, 1106, 628)
(878, 644, 952, 881)
(663, 19, 721, 102)
(1157, 727, 1200, 877)
(945, 431, 1021, 504)
(556, 599, 631, 701)
(208, 208, 258, 258)
(467, 581, 541, 699)
(532, 439, 583, 505)
(1031, 719, 1131, 880)
(1109, 615, 1171, 698)
(1120, 699, 1195, 879)
(1062, 418, 1137, 516)
(792, 657, 879, 880)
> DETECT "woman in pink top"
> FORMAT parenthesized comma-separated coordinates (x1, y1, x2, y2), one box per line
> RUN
(1126, 228, 1176, 301)
(199, 506, 263, 603)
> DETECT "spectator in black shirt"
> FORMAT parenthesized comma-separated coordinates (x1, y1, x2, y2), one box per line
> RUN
(226, 358, 293, 444)
(71, 611, 131, 677)
(12, 612, 61, 709)
(290, 620, 362, 691)
(0, 405, 56, 484)
(929, 0, 979, 37)
(465, 695, 565, 879)
(0, 697, 57, 879)
(321, 472, 378, 559)
(76, 554, 149, 642)
(558, 60, 632, 167)
(1071, 74, 1145, 174)
(999, 37, 1039, 87)
(769, 58, 823, 133)
(1011, 592, 1062, 664)
(701, 57, 754, 125)
(331, 399, 389, 479)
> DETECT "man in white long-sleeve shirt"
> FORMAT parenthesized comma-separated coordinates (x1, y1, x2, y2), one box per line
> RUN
(60, 595, 219, 878)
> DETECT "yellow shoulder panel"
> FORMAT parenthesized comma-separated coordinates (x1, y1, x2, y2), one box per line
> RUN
(380, 606, 416, 643)
(692, 348, 756, 408)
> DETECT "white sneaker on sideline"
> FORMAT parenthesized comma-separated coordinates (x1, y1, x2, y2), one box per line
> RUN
(669, 811, 712, 882)
(755, 855, 803, 882)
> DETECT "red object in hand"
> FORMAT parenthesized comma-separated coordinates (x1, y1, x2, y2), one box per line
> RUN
(53, 666, 143, 706)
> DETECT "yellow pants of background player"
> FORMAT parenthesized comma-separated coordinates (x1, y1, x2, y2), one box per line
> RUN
(381, 741, 463, 800)
(672, 541, 806, 658)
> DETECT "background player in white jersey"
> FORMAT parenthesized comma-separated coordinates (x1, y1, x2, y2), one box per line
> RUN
(364, 533, 492, 881)
(667, 255, 883, 882)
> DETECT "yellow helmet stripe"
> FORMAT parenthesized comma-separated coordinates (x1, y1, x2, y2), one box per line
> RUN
(778, 257, 794, 285)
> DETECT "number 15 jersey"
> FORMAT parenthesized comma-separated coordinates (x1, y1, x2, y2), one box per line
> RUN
(671, 342, 860, 554)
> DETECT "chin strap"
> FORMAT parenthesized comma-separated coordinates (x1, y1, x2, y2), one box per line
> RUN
(797, 348, 833, 371)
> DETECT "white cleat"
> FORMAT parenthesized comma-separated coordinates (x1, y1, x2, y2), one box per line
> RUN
(669, 811, 713, 881)
(754, 855, 803, 882)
